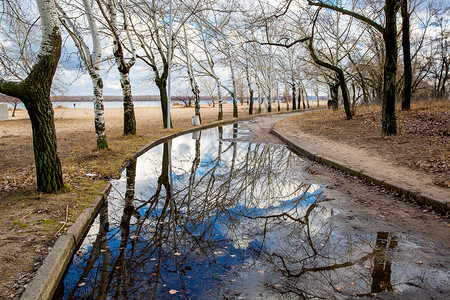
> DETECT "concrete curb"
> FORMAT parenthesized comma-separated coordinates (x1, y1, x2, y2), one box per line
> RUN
(20, 109, 315, 300)
(20, 183, 111, 300)
(271, 128, 448, 214)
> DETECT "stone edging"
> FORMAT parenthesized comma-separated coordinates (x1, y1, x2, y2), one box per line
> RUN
(20, 109, 312, 300)
(271, 128, 448, 214)
(20, 183, 111, 300)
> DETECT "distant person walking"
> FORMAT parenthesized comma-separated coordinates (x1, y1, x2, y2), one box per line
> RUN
(74, 103, 76, 108)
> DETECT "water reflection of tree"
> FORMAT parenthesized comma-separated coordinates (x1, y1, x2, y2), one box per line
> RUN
(261, 229, 398, 299)
(66, 127, 396, 299)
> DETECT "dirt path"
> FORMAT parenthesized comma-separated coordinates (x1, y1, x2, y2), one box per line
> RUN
(238, 111, 449, 298)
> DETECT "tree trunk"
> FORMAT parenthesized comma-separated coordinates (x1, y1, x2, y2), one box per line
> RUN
(292, 84, 297, 110)
(307, 37, 352, 119)
(216, 78, 223, 120)
(277, 84, 281, 111)
(105, 0, 137, 134)
(337, 70, 353, 119)
(156, 75, 172, 128)
(382, 0, 398, 135)
(91, 74, 108, 149)
(257, 85, 262, 114)
(330, 83, 339, 110)
(120, 72, 136, 135)
(248, 87, 254, 115)
(401, 0, 411, 110)
(298, 86, 303, 109)
(0, 0, 63, 192)
(12, 102, 18, 117)
(308, 0, 397, 133)
(25, 93, 64, 193)
(228, 53, 238, 118)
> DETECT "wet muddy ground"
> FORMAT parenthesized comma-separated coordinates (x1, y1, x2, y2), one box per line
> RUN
(57, 118, 449, 299)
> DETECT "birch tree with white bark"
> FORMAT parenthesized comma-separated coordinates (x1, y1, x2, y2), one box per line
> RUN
(57, 0, 109, 149)
(96, 0, 137, 135)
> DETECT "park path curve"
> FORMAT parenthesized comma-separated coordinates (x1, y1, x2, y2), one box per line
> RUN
(268, 113, 449, 213)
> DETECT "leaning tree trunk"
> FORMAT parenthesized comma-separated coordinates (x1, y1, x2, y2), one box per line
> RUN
(0, 0, 63, 193)
(382, 0, 398, 134)
(101, 0, 137, 134)
(83, 0, 109, 148)
(401, 0, 411, 110)
(307, 37, 352, 119)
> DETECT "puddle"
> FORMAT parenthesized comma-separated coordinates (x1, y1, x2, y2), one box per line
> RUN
(56, 124, 449, 299)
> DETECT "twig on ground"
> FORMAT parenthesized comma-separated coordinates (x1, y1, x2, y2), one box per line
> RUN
(53, 205, 69, 238)
(19, 211, 35, 221)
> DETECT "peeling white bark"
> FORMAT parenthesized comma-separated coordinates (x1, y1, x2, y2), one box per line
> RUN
(57, 0, 108, 149)
(37, 0, 60, 57)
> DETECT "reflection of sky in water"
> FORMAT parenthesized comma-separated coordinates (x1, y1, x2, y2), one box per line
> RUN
(59, 124, 449, 300)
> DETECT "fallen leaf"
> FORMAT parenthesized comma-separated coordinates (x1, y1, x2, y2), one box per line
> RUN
(230, 254, 236, 258)
(257, 270, 265, 274)
(230, 279, 237, 282)
(78, 282, 85, 287)
(169, 289, 178, 295)
(174, 252, 181, 256)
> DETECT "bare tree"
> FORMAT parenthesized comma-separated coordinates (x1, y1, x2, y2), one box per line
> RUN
(308, 0, 400, 134)
(401, 0, 412, 110)
(181, 24, 201, 122)
(57, 0, 109, 149)
(97, 0, 137, 134)
(128, 0, 204, 128)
